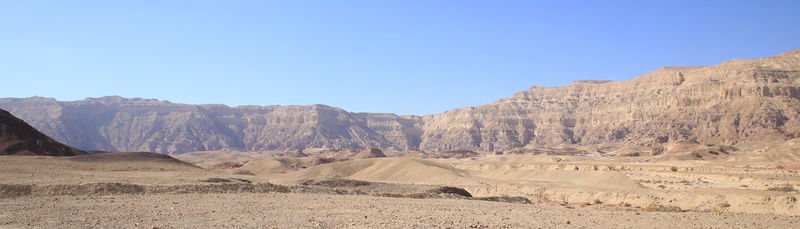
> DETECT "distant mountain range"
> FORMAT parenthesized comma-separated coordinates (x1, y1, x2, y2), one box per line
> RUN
(2, 49, 798, 154)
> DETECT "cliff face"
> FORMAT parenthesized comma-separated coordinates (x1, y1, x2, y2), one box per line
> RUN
(0, 97, 423, 154)
(419, 50, 800, 152)
(1, 50, 798, 154)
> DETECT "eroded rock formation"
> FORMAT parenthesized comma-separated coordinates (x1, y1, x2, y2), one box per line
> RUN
(1, 49, 798, 154)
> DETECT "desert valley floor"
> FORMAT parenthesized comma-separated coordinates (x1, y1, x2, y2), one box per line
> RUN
(4, 193, 799, 228)
(1, 146, 799, 228)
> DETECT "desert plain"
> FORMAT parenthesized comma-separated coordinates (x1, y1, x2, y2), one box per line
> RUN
(2, 142, 799, 228)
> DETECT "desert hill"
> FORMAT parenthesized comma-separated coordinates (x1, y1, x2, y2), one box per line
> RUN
(68, 151, 200, 168)
(286, 157, 481, 186)
(1, 49, 798, 154)
(0, 108, 87, 156)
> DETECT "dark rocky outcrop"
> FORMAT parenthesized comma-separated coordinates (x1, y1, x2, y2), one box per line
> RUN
(0, 108, 87, 156)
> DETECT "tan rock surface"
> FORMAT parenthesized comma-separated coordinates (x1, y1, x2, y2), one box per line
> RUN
(419, 49, 800, 152)
(2, 50, 798, 154)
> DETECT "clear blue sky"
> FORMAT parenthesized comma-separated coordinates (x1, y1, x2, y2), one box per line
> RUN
(1, 0, 799, 115)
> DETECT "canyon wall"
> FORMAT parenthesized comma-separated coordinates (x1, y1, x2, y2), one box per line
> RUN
(1, 50, 798, 154)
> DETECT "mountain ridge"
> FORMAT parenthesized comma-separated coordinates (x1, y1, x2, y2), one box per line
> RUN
(1, 49, 798, 154)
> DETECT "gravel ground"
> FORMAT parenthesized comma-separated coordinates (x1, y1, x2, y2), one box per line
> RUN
(2, 193, 799, 228)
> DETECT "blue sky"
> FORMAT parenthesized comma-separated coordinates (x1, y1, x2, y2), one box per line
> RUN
(1, 1, 798, 115)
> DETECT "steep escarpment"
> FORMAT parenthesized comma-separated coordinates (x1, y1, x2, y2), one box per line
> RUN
(0, 97, 423, 154)
(0, 108, 87, 156)
(1, 49, 798, 154)
(418, 49, 800, 152)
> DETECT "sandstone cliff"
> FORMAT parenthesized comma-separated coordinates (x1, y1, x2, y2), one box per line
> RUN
(418, 49, 800, 152)
(1, 49, 798, 154)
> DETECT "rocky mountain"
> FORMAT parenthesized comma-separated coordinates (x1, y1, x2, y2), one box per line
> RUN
(0, 108, 87, 156)
(0, 97, 423, 154)
(419, 50, 800, 152)
(1, 49, 798, 154)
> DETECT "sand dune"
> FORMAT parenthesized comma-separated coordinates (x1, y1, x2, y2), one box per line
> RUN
(173, 151, 275, 168)
(271, 156, 645, 192)
(228, 154, 800, 215)
(288, 157, 482, 186)
(239, 157, 325, 175)
(69, 152, 200, 168)
(0, 153, 220, 186)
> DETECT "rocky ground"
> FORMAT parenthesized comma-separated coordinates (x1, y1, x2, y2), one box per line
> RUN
(2, 152, 799, 228)
(3, 193, 799, 228)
